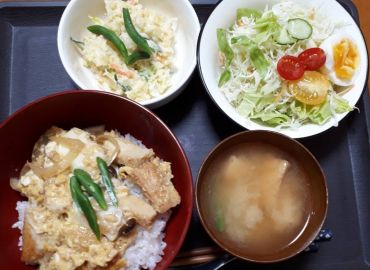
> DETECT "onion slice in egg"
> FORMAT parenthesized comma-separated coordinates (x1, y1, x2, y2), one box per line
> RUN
(30, 137, 85, 179)
(96, 134, 120, 165)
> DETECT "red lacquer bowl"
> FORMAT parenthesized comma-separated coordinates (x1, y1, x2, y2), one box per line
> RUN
(0, 90, 193, 269)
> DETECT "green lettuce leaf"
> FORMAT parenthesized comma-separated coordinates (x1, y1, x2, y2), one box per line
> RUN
(289, 98, 334, 125)
(231, 36, 270, 78)
(217, 28, 234, 86)
(307, 101, 332, 124)
(254, 13, 279, 31)
(218, 69, 232, 87)
(250, 111, 290, 126)
(333, 95, 353, 113)
(237, 8, 262, 20)
(236, 94, 260, 117)
(217, 28, 234, 66)
(253, 13, 280, 43)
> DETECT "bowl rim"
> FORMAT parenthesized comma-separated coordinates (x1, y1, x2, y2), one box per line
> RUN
(0, 90, 194, 270)
(195, 130, 328, 263)
(57, 0, 201, 108)
(196, 0, 369, 139)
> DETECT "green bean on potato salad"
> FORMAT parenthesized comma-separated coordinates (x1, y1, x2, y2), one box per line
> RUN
(217, 1, 354, 129)
(72, 0, 177, 101)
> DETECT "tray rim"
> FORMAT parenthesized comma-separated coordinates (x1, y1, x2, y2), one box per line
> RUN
(0, 0, 218, 9)
(0, 1, 69, 8)
(0, 0, 369, 269)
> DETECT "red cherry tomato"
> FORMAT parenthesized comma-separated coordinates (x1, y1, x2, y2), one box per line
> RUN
(277, 55, 305, 80)
(298, 48, 326, 71)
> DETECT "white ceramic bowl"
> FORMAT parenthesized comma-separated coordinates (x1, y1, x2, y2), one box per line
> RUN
(58, 0, 200, 109)
(198, 0, 368, 138)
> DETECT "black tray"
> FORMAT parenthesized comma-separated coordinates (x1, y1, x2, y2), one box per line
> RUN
(0, 1, 370, 269)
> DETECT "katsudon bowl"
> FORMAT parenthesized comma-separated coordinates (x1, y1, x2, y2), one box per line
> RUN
(0, 90, 193, 270)
(196, 131, 328, 263)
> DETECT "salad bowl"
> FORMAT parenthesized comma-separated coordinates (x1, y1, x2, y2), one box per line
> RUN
(198, 0, 368, 138)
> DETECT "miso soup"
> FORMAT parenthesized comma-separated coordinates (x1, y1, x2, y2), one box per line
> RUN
(202, 142, 312, 255)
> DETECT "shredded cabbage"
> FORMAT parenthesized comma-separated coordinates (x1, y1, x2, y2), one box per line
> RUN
(217, 1, 353, 129)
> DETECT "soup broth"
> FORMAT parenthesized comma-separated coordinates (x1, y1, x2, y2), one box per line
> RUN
(203, 142, 312, 255)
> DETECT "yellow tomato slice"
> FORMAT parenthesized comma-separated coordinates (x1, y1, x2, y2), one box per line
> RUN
(283, 71, 331, 105)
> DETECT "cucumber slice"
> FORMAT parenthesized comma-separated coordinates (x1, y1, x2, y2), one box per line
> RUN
(287, 18, 312, 40)
(274, 28, 296, 45)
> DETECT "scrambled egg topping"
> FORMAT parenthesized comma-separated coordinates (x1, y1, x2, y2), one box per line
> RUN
(11, 127, 180, 270)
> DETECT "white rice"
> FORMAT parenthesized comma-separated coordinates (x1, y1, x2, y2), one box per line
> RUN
(124, 214, 169, 270)
(12, 200, 29, 249)
(123, 133, 146, 148)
